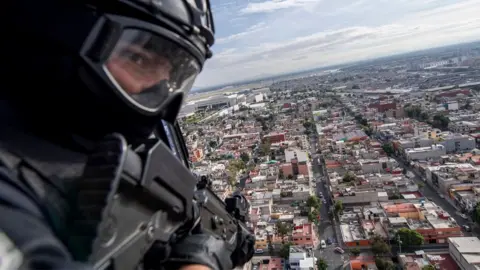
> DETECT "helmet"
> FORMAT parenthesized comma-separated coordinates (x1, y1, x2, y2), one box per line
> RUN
(3, 0, 215, 140)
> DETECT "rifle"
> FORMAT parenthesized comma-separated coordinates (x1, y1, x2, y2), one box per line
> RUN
(194, 174, 254, 267)
(74, 123, 254, 270)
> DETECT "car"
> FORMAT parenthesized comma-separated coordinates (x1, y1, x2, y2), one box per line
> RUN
(463, 225, 472, 232)
(320, 240, 326, 249)
(460, 214, 468, 220)
(439, 194, 444, 199)
(254, 249, 264, 254)
(334, 247, 345, 254)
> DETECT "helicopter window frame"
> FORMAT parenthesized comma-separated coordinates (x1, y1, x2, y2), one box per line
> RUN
(155, 120, 189, 168)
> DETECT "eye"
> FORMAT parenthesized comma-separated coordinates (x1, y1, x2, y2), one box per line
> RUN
(118, 48, 152, 68)
(129, 52, 146, 65)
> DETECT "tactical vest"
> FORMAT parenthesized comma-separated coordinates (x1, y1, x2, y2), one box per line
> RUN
(0, 128, 89, 260)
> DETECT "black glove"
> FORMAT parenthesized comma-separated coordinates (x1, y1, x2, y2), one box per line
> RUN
(231, 226, 256, 267)
(164, 234, 233, 270)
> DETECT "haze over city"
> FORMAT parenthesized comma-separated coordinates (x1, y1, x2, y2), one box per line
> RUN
(195, 0, 480, 88)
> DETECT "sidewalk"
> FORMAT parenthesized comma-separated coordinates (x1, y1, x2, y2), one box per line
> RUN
(332, 219, 344, 248)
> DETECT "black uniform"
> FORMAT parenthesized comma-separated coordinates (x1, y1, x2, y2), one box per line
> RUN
(0, 0, 248, 269)
(0, 122, 90, 270)
(0, 118, 236, 270)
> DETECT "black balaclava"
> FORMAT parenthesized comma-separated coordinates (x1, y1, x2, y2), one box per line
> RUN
(0, 2, 162, 151)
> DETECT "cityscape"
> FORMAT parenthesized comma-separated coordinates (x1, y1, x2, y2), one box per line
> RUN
(180, 41, 480, 270)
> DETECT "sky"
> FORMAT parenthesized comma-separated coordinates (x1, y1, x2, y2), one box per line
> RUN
(194, 0, 480, 88)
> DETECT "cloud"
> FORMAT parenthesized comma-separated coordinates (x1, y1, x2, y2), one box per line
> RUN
(216, 22, 270, 44)
(240, 0, 320, 14)
(195, 0, 480, 87)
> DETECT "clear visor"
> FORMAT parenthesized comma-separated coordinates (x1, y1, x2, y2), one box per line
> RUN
(103, 29, 200, 111)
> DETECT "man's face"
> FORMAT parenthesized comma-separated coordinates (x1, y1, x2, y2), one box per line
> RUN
(106, 44, 172, 94)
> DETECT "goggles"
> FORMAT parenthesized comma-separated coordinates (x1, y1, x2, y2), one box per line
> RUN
(81, 14, 202, 115)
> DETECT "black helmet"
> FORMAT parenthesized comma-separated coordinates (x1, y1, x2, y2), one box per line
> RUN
(2, 0, 215, 141)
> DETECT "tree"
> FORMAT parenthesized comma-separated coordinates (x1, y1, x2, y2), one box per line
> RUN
(279, 243, 291, 259)
(395, 228, 424, 246)
(371, 235, 390, 255)
(422, 265, 435, 270)
(209, 140, 217, 148)
(228, 159, 246, 171)
(334, 200, 343, 215)
(306, 195, 321, 209)
(382, 143, 394, 155)
(260, 142, 271, 156)
(316, 258, 328, 270)
(227, 175, 236, 186)
(226, 159, 246, 186)
(432, 114, 450, 130)
(308, 208, 319, 223)
(240, 152, 250, 163)
(363, 125, 374, 136)
(360, 118, 368, 126)
(276, 221, 291, 243)
(342, 172, 356, 182)
(303, 121, 313, 130)
(389, 193, 402, 200)
(375, 258, 394, 270)
(405, 106, 422, 119)
(418, 182, 425, 189)
(351, 247, 361, 256)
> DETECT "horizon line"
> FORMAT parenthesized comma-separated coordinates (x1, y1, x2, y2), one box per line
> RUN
(192, 39, 480, 92)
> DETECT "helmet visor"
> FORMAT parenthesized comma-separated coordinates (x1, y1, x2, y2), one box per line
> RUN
(103, 29, 200, 111)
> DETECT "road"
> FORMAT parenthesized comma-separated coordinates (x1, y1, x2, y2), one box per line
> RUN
(309, 135, 345, 270)
(393, 156, 475, 235)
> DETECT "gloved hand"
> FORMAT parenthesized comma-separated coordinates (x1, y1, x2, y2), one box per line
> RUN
(164, 233, 234, 270)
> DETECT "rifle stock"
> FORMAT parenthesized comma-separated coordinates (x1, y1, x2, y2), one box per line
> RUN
(75, 133, 254, 270)
(75, 133, 197, 270)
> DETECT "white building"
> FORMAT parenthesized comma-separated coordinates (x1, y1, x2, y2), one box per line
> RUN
(405, 144, 446, 161)
(289, 246, 317, 270)
(449, 237, 480, 270)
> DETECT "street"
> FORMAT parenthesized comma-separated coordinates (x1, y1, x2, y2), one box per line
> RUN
(393, 156, 475, 235)
(310, 135, 345, 269)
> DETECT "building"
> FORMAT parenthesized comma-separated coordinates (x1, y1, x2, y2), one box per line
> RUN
(368, 102, 397, 113)
(425, 163, 480, 194)
(292, 222, 319, 249)
(434, 89, 471, 100)
(385, 202, 462, 244)
(289, 246, 316, 270)
(192, 95, 239, 112)
(264, 132, 286, 144)
(439, 134, 476, 153)
(283, 149, 309, 177)
(405, 144, 446, 161)
(449, 121, 480, 134)
(449, 237, 480, 270)
(251, 257, 284, 270)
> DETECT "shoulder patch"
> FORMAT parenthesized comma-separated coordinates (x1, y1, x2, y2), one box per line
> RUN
(0, 231, 23, 270)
